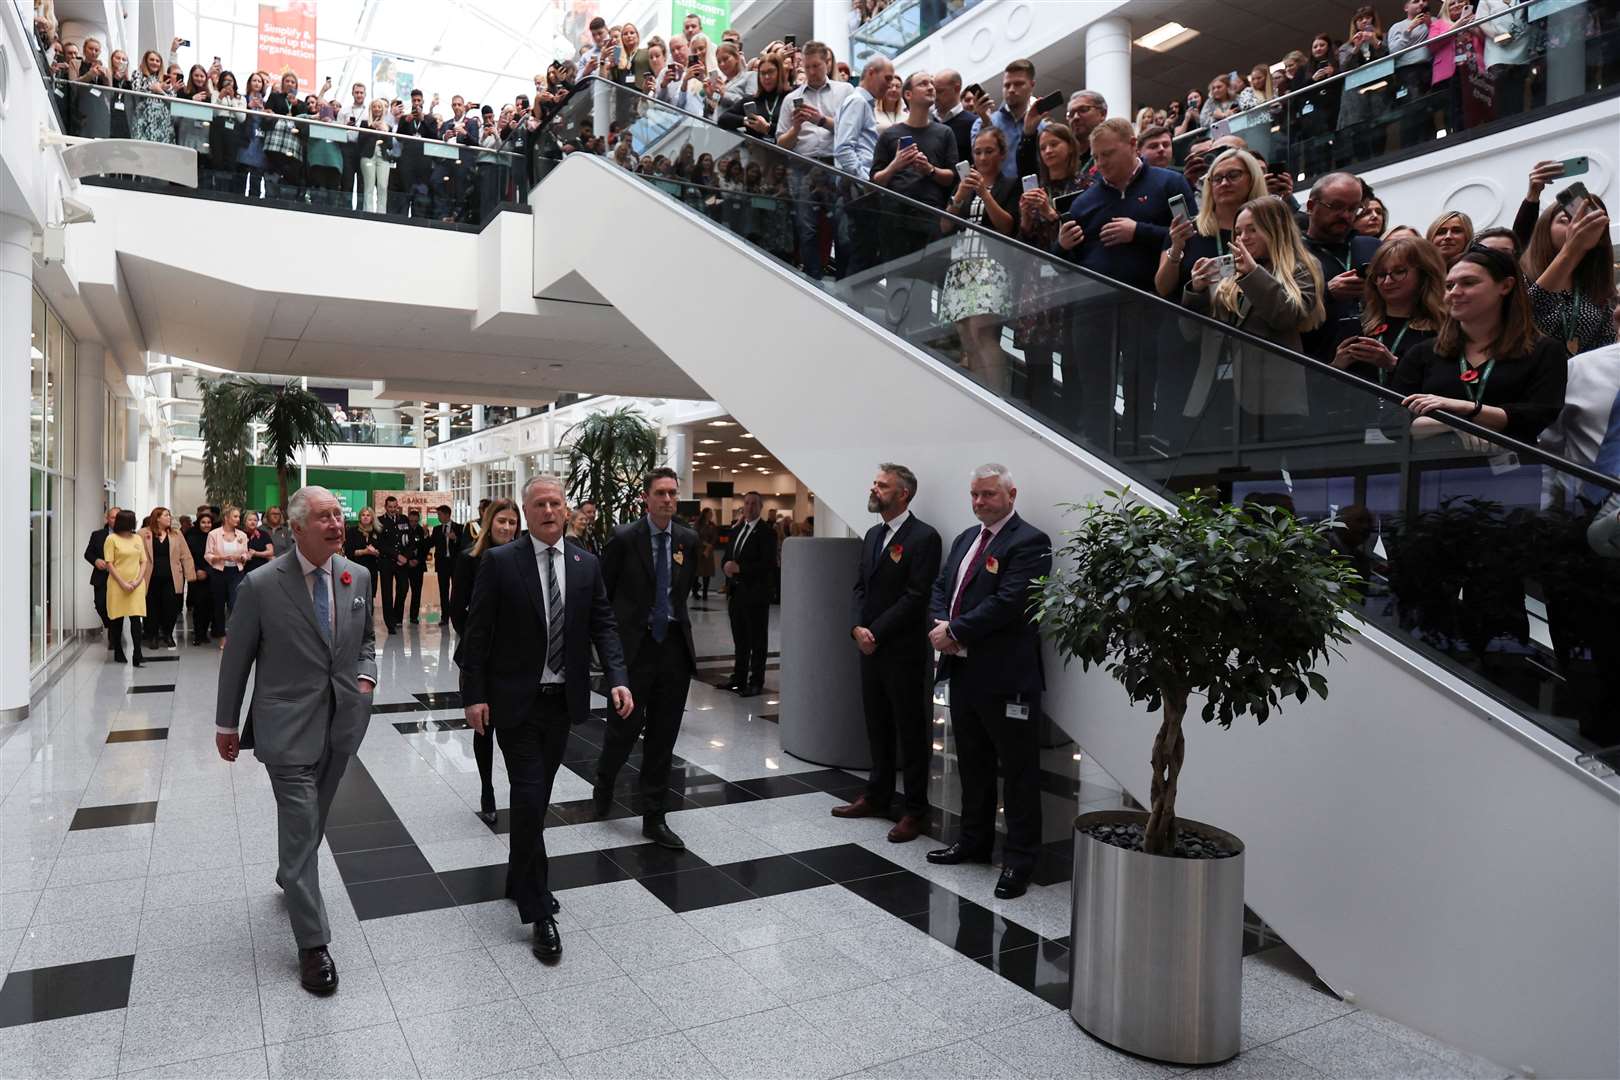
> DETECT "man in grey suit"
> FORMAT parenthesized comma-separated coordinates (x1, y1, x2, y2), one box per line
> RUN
(215, 485, 377, 995)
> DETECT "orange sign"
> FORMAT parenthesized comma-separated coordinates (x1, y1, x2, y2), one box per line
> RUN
(258, 1, 317, 91)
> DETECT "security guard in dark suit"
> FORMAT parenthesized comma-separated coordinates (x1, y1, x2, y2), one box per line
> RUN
(375, 496, 412, 632)
(403, 509, 429, 624)
(83, 507, 119, 649)
(429, 504, 466, 621)
(722, 492, 777, 696)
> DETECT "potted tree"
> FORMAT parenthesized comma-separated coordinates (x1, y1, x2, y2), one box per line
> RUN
(1035, 490, 1363, 1065)
(563, 405, 661, 546)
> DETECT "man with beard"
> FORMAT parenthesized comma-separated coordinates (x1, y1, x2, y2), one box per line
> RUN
(832, 465, 942, 842)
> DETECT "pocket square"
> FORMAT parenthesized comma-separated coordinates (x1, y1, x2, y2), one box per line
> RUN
(351, 597, 365, 609)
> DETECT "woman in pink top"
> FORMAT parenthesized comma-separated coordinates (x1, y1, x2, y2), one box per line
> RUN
(1428, 0, 1487, 134)
(204, 505, 250, 642)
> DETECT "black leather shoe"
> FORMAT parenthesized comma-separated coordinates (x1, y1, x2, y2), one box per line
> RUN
(298, 946, 338, 994)
(591, 784, 614, 819)
(532, 917, 562, 963)
(642, 819, 685, 850)
(721, 679, 743, 692)
(994, 868, 1031, 899)
(738, 684, 763, 698)
(476, 809, 498, 826)
(926, 842, 993, 866)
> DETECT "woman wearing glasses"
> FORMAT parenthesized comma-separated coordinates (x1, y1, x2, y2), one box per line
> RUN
(1156, 147, 1265, 299)
(1333, 235, 1448, 384)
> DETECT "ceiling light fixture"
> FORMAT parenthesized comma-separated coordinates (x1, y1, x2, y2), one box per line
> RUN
(708, 420, 735, 427)
(1134, 20, 1199, 51)
(700, 438, 720, 444)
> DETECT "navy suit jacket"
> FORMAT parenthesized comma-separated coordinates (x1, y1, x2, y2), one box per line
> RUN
(455, 531, 628, 727)
(601, 516, 699, 670)
(852, 515, 943, 659)
(929, 512, 1052, 698)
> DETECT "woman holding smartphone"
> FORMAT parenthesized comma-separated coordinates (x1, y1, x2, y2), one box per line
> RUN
(1156, 147, 1265, 299)
(1179, 195, 1325, 434)
(940, 127, 1020, 392)
(1524, 196, 1617, 356)
(1333, 234, 1448, 384)
(1013, 123, 1086, 415)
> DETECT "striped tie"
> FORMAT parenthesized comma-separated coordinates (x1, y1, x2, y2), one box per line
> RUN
(545, 546, 565, 677)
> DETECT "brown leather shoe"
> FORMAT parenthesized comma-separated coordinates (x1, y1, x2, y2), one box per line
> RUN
(887, 815, 925, 843)
(830, 796, 875, 819)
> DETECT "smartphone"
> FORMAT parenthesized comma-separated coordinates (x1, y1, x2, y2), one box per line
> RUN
(1558, 156, 1590, 178)
(1021, 173, 1040, 192)
(1168, 193, 1189, 222)
(1556, 181, 1591, 208)
(179, 38, 191, 48)
(964, 83, 983, 99)
(744, 101, 760, 116)
(213, 56, 221, 65)
(1266, 158, 1289, 177)
(1214, 254, 1237, 281)
(897, 135, 915, 151)
(956, 160, 972, 179)
(783, 34, 796, 47)
(1034, 90, 1063, 115)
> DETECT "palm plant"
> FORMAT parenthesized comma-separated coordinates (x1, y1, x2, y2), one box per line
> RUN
(563, 406, 661, 543)
(200, 378, 252, 509)
(202, 377, 339, 511)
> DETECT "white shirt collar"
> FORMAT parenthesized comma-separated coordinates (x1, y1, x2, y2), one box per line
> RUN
(935, 102, 962, 120)
(531, 532, 566, 556)
(294, 546, 333, 576)
(980, 510, 1014, 537)
(881, 509, 911, 537)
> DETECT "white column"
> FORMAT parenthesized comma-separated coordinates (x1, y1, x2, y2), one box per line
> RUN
(1, 216, 34, 717)
(811, 0, 851, 71)
(437, 402, 451, 444)
(471, 404, 486, 432)
(75, 346, 108, 630)
(665, 429, 692, 496)
(470, 462, 488, 505)
(1084, 17, 1133, 123)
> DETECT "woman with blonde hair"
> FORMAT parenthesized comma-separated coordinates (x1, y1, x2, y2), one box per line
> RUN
(450, 497, 521, 823)
(1237, 63, 1274, 111)
(1180, 195, 1325, 427)
(1426, 209, 1474, 267)
(204, 504, 250, 642)
(1156, 147, 1265, 299)
(1134, 106, 1156, 133)
(1333, 235, 1448, 384)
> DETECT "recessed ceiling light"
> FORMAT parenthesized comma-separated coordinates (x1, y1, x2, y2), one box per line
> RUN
(1134, 21, 1198, 51)
(724, 446, 746, 452)
(708, 420, 735, 427)
(741, 433, 756, 439)
(749, 454, 766, 459)
(693, 451, 708, 457)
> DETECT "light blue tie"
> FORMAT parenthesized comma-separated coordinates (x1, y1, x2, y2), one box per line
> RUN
(312, 566, 332, 645)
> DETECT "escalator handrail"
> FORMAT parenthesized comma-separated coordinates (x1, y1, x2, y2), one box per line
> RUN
(549, 77, 1620, 496)
(1169, 0, 1611, 148)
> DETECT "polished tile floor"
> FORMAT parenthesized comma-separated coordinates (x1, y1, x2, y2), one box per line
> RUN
(0, 603, 1510, 1078)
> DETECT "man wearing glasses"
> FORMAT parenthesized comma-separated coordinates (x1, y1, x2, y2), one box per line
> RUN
(1300, 171, 1383, 363)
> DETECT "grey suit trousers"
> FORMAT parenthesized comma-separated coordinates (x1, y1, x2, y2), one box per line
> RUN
(265, 747, 351, 948)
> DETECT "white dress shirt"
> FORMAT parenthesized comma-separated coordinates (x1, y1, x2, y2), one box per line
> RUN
(877, 509, 911, 554)
(532, 533, 567, 684)
(294, 547, 375, 686)
(949, 511, 1013, 619)
(776, 77, 855, 159)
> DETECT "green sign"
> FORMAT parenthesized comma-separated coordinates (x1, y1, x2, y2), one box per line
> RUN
(672, 0, 730, 37)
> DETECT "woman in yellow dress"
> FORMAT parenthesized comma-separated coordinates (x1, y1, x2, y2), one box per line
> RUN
(103, 508, 149, 666)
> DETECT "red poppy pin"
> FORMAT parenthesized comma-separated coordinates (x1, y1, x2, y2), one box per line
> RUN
(888, 543, 903, 563)
(1372, 322, 1388, 336)
(1459, 368, 1481, 383)
(340, 571, 352, 586)
(985, 555, 1000, 575)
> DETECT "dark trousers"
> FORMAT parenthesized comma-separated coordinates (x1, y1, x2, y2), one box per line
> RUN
(597, 631, 692, 818)
(93, 577, 113, 645)
(497, 692, 570, 923)
(860, 650, 934, 816)
(406, 569, 424, 621)
(379, 564, 404, 627)
(473, 728, 496, 813)
(728, 597, 770, 688)
(146, 585, 180, 642)
(211, 566, 242, 635)
(949, 690, 1042, 872)
(437, 562, 454, 620)
(109, 616, 144, 661)
(188, 579, 213, 642)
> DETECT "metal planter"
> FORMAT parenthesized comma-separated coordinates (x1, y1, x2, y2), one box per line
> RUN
(1069, 809, 1245, 1065)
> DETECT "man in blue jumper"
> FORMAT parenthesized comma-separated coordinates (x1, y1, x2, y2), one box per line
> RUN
(1055, 117, 1198, 447)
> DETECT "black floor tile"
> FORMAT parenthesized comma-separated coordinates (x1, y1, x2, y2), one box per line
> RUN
(137, 655, 178, 662)
(791, 843, 904, 883)
(126, 684, 175, 694)
(412, 691, 463, 708)
(325, 764, 399, 828)
(0, 955, 136, 1028)
(613, 791, 699, 817)
(1038, 768, 1081, 799)
(680, 782, 766, 809)
(69, 801, 159, 831)
(1030, 840, 1074, 888)
(788, 769, 872, 795)
(716, 853, 833, 898)
(1052, 935, 1071, 950)
(546, 850, 632, 891)
(841, 869, 967, 919)
(485, 809, 511, 835)
(758, 713, 778, 723)
(348, 873, 459, 920)
(605, 842, 709, 879)
(371, 701, 435, 715)
(334, 845, 436, 885)
(392, 718, 469, 733)
(729, 775, 816, 799)
(549, 797, 634, 826)
(105, 728, 168, 743)
(439, 863, 508, 906)
(903, 901, 1040, 959)
(326, 820, 416, 854)
(638, 866, 757, 912)
(976, 939, 1071, 1009)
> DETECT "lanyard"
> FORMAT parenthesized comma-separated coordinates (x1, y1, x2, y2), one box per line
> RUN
(1215, 231, 1227, 256)
(1382, 322, 1410, 355)
(1324, 244, 1353, 274)
(1458, 356, 1496, 404)
(1561, 295, 1580, 354)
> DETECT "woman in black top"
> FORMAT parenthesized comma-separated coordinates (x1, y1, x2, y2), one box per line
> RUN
(1333, 234, 1447, 385)
(1523, 195, 1616, 357)
(940, 127, 1020, 392)
(718, 53, 787, 139)
(243, 510, 273, 573)
(1394, 246, 1568, 444)
(343, 506, 382, 601)
(450, 498, 520, 823)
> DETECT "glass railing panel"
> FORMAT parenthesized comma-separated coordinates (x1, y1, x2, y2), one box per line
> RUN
(537, 78, 1620, 760)
(1171, 0, 1620, 182)
(330, 422, 418, 446)
(40, 79, 530, 229)
(849, 0, 967, 64)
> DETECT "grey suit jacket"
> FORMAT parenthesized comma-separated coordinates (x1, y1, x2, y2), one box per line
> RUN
(215, 551, 378, 766)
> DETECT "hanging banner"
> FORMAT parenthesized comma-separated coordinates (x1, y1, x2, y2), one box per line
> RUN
(258, 1, 317, 91)
(373, 490, 453, 520)
(671, 0, 731, 37)
(370, 53, 415, 103)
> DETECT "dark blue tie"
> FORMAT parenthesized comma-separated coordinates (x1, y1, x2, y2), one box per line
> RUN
(651, 531, 671, 642)
(312, 566, 332, 646)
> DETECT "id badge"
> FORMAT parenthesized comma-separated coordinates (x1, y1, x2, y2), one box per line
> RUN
(224, 120, 236, 129)
(1005, 702, 1031, 720)
(1489, 452, 1520, 476)
(114, 100, 125, 111)
(1300, 103, 1314, 116)
(89, 87, 102, 98)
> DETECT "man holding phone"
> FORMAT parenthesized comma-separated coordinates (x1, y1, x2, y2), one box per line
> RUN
(776, 41, 855, 279)
(834, 56, 894, 278)
(1299, 171, 1382, 363)
(969, 58, 1039, 180)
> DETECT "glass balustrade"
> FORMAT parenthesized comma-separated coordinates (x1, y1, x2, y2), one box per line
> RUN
(1170, 0, 1620, 178)
(849, 0, 977, 64)
(37, 75, 532, 229)
(537, 77, 1620, 762)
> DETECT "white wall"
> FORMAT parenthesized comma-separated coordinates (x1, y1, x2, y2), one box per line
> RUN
(532, 154, 1620, 1080)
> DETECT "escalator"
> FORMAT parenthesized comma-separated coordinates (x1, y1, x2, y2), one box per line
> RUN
(529, 78, 1620, 1078)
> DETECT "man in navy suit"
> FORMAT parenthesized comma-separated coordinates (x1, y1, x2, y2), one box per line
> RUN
(457, 475, 633, 964)
(833, 464, 942, 843)
(722, 492, 777, 696)
(592, 468, 699, 851)
(926, 464, 1052, 899)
